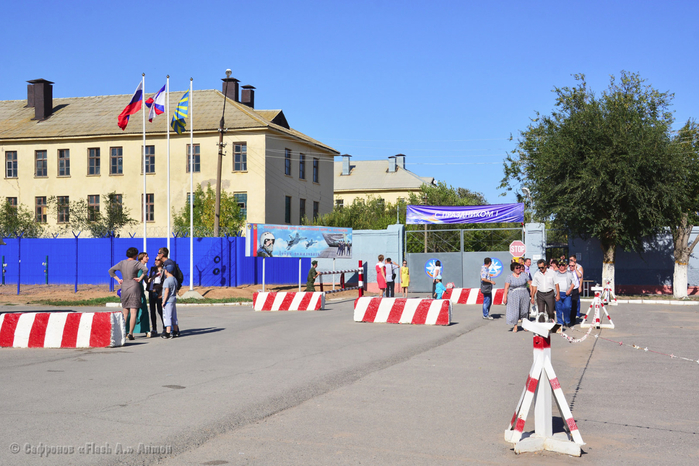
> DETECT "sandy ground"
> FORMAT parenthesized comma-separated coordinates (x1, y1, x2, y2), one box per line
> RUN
(0, 283, 372, 305)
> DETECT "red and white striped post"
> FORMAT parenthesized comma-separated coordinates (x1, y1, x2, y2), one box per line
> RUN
(358, 260, 364, 298)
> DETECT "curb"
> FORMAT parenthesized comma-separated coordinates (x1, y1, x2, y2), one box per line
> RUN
(106, 302, 251, 308)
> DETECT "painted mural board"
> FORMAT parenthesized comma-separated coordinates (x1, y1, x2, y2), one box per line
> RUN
(246, 224, 352, 259)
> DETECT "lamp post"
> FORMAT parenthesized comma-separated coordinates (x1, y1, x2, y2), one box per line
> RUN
(214, 69, 232, 237)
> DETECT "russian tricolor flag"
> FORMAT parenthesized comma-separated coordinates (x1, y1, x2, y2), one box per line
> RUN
(117, 81, 143, 130)
(145, 84, 166, 122)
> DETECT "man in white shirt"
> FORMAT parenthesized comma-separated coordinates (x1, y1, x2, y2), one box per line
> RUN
(554, 262, 574, 328)
(568, 258, 582, 326)
(530, 259, 559, 322)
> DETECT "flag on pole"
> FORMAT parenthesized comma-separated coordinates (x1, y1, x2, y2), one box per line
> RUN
(117, 81, 143, 130)
(145, 84, 166, 122)
(171, 91, 189, 135)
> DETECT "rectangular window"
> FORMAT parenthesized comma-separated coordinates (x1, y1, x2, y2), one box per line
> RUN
(35, 196, 47, 223)
(88, 148, 100, 175)
(142, 193, 154, 222)
(335, 199, 344, 209)
(299, 153, 306, 180)
(88, 195, 100, 222)
(143, 145, 155, 174)
(110, 147, 123, 175)
(313, 201, 319, 220)
(285, 196, 291, 224)
(5, 151, 17, 178)
(234, 143, 247, 172)
(57, 196, 70, 223)
(299, 198, 306, 223)
(313, 158, 319, 183)
(284, 149, 291, 176)
(234, 193, 247, 220)
(109, 194, 123, 217)
(7, 197, 18, 209)
(58, 149, 70, 176)
(186, 144, 201, 173)
(35, 151, 47, 177)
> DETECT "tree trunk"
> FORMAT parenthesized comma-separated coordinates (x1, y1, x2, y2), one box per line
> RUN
(672, 213, 699, 298)
(601, 241, 615, 293)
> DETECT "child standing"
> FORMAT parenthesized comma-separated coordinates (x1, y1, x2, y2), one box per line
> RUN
(434, 277, 447, 299)
(400, 260, 410, 297)
(161, 264, 180, 339)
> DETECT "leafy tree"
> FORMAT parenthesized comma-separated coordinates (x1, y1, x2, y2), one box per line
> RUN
(48, 192, 137, 237)
(500, 72, 678, 290)
(172, 183, 244, 236)
(312, 196, 398, 230)
(0, 199, 44, 238)
(669, 120, 699, 297)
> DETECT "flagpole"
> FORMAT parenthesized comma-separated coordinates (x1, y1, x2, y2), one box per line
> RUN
(142, 73, 147, 253)
(189, 78, 194, 291)
(166, 76, 171, 251)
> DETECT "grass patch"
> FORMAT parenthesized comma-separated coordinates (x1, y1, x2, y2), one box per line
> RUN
(177, 297, 252, 304)
(28, 296, 122, 306)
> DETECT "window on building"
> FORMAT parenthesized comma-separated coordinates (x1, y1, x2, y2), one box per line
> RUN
(88, 195, 100, 222)
(109, 194, 123, 217)
(35, 196, 47, 223)
(234, 143, 247, 172)
(7, 197, 18, 210)
(234, 193, 247, 220)
(58, 149, 70, 176)
(299, 153, 306, 180)
(88, 148, 100, 175)
(299, 198, 306, 223)
(313, 158, 319, 183)
(110, 147, 123, 175)
(35, 151, 47, 177)
(335, 199, 344, 209)
(142, 146, 155, 174)
(186, 144, 200, 173)
(285, 196, 291, 223)
(57, 196, 70, 223)
(142, 193, 154, 222)
(5, 151, 17, 178)
(313, 201, 319, 220)
(285, 149, 291, 176)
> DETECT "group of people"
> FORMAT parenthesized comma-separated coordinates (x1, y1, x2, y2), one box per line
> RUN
(108, 247, 183, 341)
(376, 255, 410, 298)
(482, 255, 584, 333)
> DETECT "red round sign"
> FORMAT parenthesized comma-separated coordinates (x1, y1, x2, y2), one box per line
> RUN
(509, 240, 526, 256)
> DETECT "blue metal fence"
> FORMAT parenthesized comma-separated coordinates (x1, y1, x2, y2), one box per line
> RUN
(0, 237, 307, 287)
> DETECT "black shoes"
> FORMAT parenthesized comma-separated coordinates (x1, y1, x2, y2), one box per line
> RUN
(161, 332, 173, 339)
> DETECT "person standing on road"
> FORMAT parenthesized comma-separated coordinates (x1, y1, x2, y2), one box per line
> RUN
(530, 259, 559, 322)
(161, 263, 180, 339)
(554, 261, 574, 329)
(376, 255, 387, 297)
(480, 258, 495, 320)
(147, 258, 164, 336)
(306, 260, 319, 292)
(385, 258, 398, 297)
(400, 260, 410, 298)
(432, 260, 442, 299)
(434, 277, 447, 299)
(502, 262, 529, 332)
(570, 256, 584, 318)
(157, 247, 183, 292)
(108, 247, 148, 341)
(568, 259, 582, 326)
(135, 252, 152, 337)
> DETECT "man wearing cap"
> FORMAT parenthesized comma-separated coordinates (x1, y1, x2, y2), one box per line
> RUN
(306, 260, 319, 291)
(161, 263, 180, 339)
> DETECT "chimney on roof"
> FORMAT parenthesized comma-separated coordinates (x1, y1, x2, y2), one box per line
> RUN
(26, 79, 54, 120)
(222, 76, 240, 102)
(241, 85, 255, 108)
(388, 156, 397, 173)
(341, 154, 352, 176)
(395, 154, 406, 170)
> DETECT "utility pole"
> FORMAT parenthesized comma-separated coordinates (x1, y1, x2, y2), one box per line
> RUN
(215, 69, 233, 237)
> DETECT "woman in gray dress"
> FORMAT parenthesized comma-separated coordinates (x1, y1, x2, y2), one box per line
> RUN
(502, 262, 531, 332)
(109, 247, 148, 340)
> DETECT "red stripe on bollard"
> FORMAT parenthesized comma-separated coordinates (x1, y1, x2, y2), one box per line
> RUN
(386, 298, 406, 323)
(361, 298, 381, 322)
(89, 312, 113, 348)
(61, 313, 83, 348)
(0, 313, 21, 347)
(411, 299, 432, 324)
(28, 313, 50, 348)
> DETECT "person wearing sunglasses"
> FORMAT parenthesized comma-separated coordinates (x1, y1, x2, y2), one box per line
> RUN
(502, 262, 530, 332)
(568, 260, 582, 326)
(554, 261, 574, 330)
(530, 259, 559, 322)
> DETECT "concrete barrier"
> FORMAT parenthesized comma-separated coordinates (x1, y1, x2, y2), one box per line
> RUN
(253, 292, 325, 311)
(442, 288, 505, 305)
(0, 312, 125, 348)
(353, 297, 451, 325)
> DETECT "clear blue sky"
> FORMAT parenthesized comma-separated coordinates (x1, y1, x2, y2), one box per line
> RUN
(2, 0, 697, 204)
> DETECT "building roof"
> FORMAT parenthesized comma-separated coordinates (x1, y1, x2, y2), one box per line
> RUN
(333, 159, 435, 193)
(0, 89, 338, 154)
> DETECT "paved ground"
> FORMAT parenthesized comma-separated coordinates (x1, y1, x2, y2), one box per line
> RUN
(0, 298, 697, 465)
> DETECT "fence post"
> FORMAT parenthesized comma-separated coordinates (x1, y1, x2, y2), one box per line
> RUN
(358, 260, 363, 298)
(109, 232, 114, 292)
(2, 254, 5, 285)
(43, 255, 49, 285)
(17, 233, 22, 295)
(73, 231, 81, 293)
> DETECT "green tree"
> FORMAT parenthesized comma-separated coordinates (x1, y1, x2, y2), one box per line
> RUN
(312, 196, 398, 230)
(48, 192, 137, 237)
(0, 199, 44, 238)
(172, 183, 244, 236)
(500, 72, 678, 290)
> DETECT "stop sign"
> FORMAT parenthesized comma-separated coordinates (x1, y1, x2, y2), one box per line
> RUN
(509, 240, 526, 256)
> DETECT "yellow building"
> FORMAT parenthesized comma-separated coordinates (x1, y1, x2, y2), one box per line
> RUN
(333, 154, 435, 207)
(0, 78, 339, 236)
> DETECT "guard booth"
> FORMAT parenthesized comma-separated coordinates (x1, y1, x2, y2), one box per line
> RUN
(404, 204, 528, 293)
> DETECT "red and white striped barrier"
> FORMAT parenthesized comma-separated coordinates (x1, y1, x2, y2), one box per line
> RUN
(253, 292, 325, 311)
(0, 312, 125, 348)
(353, 297, 451, 325)
(442, 288, 505, 305)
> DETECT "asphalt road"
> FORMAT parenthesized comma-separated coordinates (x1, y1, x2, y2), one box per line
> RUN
(0, 298, 697, 465)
